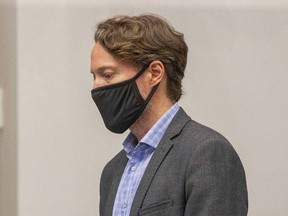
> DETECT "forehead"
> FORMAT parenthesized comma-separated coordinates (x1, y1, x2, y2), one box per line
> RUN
(91, 43, 117, 67)
(90, 42, 138, 73)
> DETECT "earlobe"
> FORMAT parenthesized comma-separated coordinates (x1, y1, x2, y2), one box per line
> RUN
(148, 61, 165, 86)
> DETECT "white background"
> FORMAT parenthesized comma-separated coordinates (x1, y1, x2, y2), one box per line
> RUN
(1, 0, 288, 215)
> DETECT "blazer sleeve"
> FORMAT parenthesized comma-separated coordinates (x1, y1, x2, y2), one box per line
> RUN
(184, 137, 248, 216)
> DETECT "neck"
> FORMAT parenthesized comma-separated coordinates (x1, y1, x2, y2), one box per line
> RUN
(129, 98, 174, 141)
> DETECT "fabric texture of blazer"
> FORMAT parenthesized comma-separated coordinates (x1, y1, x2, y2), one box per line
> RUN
(99, 107, 248, 216)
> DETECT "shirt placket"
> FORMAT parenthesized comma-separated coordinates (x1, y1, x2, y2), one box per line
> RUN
(121, 151, 140, 216)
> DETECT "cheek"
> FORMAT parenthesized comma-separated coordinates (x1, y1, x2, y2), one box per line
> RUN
(136, 77, 151, 100)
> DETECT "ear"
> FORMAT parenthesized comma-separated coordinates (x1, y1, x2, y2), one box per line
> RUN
(147, 60, 165, 86)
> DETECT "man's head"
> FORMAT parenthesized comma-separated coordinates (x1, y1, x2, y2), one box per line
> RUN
(94, 14, 188, 102)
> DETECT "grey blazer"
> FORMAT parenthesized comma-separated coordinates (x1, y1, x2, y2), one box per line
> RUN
(100, 108, 248, 216)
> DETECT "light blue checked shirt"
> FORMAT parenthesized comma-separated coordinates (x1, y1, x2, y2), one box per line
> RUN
(112, 103, 179, 216)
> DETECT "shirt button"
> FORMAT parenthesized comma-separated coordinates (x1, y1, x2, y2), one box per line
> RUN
(122, 202, 127, 208)
(131, 166, 137, 171)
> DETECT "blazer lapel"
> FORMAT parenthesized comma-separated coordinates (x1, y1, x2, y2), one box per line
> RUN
(130, 107, 191, 215)
(104, 152, 128, 216)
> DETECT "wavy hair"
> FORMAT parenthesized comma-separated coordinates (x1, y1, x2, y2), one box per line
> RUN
(94, 14, 188, 102)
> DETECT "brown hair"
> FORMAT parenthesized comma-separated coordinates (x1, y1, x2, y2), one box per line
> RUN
(94, 14, 188, 102)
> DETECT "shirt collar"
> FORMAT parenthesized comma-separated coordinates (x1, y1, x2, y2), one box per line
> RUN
(123, 103, 179, 155)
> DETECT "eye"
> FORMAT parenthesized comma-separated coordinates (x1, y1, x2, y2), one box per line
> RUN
(104, 73, 114, 79)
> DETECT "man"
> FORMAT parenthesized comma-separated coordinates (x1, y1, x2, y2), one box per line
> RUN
(90, 14, 248, 216)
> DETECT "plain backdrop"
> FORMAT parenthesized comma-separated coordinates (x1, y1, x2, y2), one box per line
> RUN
(1, 0, 288, 215)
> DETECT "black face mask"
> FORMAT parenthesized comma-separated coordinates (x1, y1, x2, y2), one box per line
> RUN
(91, 65, 159, 134)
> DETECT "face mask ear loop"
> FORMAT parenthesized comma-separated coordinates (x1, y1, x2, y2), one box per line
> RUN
(145, 83, 159, 103)
(131, 63, 150, 81)
(136, 62, 159, 103)
(129, 82, 160, 129)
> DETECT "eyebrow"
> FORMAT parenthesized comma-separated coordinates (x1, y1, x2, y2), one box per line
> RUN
(90, 66, 117, 75)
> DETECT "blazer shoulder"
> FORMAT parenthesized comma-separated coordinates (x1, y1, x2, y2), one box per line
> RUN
(185, 118, 228, 142)
(176, 118, 245, 170)
(169, 107, 227, 143)
(178, 118, 248, 214)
